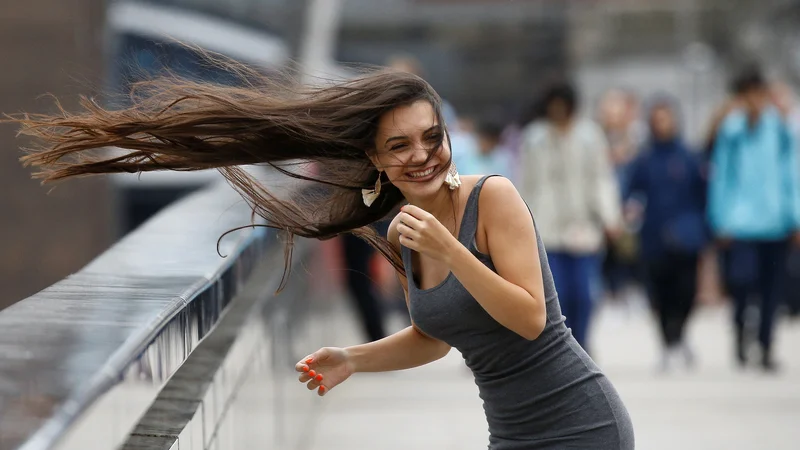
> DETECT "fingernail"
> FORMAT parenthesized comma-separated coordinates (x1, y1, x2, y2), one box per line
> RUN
(301, 366, 309, 372)
(319, 386, 326, 393)
(305, 358, 313, 364)
(315, 374, 323, 381)
(308, 370, 316, 377)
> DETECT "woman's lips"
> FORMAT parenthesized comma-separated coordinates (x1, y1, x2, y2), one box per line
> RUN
(405, 165, 438, 182)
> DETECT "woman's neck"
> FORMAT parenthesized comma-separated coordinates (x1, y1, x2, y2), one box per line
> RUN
(406, 186, 458, 230)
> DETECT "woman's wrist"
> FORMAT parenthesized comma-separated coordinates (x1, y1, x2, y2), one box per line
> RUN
(342, 345, 363, 373)
(443, 235, 468, 266)
(444, 237, 471, 269)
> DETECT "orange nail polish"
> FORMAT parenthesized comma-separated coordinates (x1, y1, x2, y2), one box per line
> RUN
(319, 386, 326, 393)
(306, 358, 313, 364)
(301, 366, 309, 372)
(308, 370, 316, 377)
(315, 374, 323, 381)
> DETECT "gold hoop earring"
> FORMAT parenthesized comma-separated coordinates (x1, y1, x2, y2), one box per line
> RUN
(362, 172, 382, 207)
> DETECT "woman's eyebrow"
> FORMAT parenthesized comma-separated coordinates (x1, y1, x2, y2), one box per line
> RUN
(383, 124, 440, 146)
(384, 135, 406, 146)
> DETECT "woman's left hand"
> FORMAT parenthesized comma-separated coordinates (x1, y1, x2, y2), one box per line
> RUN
(396, 205, 462, 264)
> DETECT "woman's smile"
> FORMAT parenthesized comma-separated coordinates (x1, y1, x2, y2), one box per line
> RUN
(406, 164, 439, 182)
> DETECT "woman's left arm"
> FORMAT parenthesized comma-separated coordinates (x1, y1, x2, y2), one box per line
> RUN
(397, 177, 546, 340)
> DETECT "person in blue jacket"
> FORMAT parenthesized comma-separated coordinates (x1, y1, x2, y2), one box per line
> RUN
(625, 95, 708, 371)
(707, 66, 800, 371)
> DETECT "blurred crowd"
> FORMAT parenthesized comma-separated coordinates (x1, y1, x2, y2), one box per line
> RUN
(343, 58, 800, 376)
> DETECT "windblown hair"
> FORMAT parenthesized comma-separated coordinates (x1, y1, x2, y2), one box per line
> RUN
(6, 55, 450, 290)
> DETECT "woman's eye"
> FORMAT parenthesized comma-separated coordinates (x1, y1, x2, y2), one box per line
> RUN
(390, 143, 406, 151)
(427, 133, 442, 142)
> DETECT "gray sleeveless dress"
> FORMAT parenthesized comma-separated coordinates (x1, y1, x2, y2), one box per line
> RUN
(402, 175, 635, 449)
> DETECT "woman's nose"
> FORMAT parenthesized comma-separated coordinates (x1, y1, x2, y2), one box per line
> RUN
(408, 144, 428, 164)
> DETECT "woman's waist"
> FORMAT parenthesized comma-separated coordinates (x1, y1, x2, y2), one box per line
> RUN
(467, 336, 600, 394)
(473, 358, 600, 396)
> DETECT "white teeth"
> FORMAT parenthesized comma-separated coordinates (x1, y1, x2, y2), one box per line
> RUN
(408, 167, 435, 178)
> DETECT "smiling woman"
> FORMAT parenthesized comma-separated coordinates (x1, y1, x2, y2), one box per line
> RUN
(7, 56, 634, 449)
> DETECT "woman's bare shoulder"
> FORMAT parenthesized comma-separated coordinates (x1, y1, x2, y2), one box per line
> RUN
(478, 176, 528, 219)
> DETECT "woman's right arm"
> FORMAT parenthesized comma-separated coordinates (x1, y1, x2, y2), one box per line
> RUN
(346, 214, 450, 373)
(346, 325, 450, 373)
(296, 216, 450, 395)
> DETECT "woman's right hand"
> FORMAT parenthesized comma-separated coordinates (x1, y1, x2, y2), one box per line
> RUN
(295, 347, 354, 396)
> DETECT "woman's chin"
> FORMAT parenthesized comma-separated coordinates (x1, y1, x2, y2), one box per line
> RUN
(401, 176, 445, 199)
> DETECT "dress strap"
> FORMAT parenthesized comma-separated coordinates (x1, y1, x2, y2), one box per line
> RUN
(457, 175, 501, 244)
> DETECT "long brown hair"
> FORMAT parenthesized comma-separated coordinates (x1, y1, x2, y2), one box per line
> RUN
(5, 56, 450, 290)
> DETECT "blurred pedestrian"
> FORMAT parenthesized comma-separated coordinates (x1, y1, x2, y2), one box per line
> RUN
(707, 66, 800, 371)
(598, 88, 646, 171)
(624, 95, 709, 371)
(597, 88, 646, 306)
(518, 80, 623, 353)
(341, 232, 387, 342)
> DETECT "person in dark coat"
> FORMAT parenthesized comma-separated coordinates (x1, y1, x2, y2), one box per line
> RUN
(624, 95, 709, 371)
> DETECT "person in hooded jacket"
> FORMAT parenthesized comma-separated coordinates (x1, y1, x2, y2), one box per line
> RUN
(624, 95, 709, 371)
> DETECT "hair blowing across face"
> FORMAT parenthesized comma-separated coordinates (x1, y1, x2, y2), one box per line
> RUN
(5, 55, 448, 290)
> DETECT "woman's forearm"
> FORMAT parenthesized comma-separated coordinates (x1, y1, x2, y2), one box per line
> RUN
(346, 325, 450, 373)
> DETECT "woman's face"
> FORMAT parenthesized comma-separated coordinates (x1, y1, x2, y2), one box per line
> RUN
(371, 100, 450, 200)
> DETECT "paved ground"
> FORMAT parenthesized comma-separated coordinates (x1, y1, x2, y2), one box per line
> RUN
(305, 296, 800, 450)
